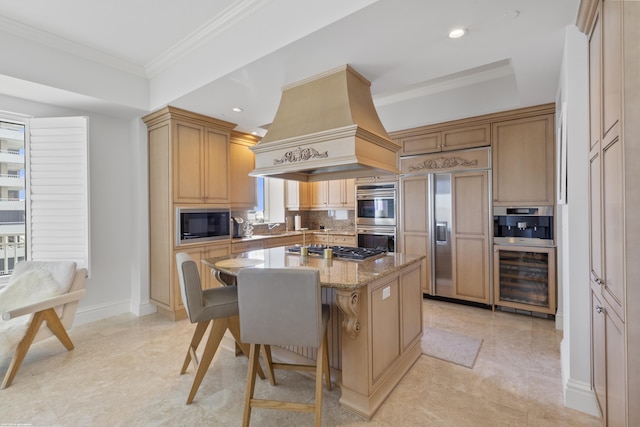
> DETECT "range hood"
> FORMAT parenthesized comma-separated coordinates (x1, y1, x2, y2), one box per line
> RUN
(250, 65, 400, 182)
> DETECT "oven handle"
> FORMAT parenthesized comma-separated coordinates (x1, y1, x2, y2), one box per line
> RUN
(356, 191, 396, 200)
(357, 227, 396, 236)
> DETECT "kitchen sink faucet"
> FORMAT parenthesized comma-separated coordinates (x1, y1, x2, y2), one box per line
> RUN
(268, 223, 280, 234)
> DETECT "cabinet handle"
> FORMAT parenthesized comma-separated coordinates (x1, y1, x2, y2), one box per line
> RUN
(595, 305, 604, 314)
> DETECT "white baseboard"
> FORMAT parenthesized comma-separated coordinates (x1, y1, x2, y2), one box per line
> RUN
(74, 300, 132, 326)
(130, 301, 157, 317)
(555, 310, 564, 330)
(564, 378, 601, 418)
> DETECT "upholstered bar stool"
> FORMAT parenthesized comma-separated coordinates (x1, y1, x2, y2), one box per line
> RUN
(237, 267, 331, 427)
(175, 253, 265, 404)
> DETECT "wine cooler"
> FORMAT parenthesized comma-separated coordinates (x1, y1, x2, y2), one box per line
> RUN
(493, 245, 556, 315)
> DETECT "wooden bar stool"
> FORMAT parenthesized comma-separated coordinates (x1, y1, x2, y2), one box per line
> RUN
(175, 253, 265, 404)
(237, 267, 331, 427)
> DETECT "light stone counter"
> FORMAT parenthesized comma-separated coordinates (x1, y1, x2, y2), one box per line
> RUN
(203, 245, 425, 420)
(203, 246, 422, 290)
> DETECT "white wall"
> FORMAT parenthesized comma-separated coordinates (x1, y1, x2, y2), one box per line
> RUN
(556, 25, 599, 417)
(0, 93, 149, 324)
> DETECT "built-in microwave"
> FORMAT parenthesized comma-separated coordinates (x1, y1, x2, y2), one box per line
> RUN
(176, 207, 230, 245)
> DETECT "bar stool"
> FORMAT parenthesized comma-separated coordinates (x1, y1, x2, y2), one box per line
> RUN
(175, 253, 265, 404)
(237, 267, 331, 427)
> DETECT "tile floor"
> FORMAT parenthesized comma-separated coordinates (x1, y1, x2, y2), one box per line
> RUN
(0, 298, 602, 426)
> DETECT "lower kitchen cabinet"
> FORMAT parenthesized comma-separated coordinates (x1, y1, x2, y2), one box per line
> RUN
(493, 245, 556, 315)
(313, 233, 356, 247)
(591, 287, 626, 427)
(151, 242, 230, 320)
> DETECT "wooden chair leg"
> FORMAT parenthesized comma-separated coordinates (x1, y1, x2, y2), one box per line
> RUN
(322, 329, 331, 391)
(181, 321, 209, 375)
(186, 318, 228, 404)
(314, 338, 325, 427)
(261, 344, 276, 386)
(228, 315, 266, 380)
(243, 343, 261, 427)
(42, 308, 74, 350)
(1, 310, 47, 389)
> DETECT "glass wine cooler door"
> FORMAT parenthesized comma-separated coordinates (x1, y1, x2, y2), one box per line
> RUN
(493, 245, 556, 315)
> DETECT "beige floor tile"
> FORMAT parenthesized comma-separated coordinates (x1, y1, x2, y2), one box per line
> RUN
(0, 298, 602, 426)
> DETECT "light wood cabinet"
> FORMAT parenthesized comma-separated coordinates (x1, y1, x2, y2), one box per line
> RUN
(285, 180, 309, 210)
(492, 114, 555, 206)
(313, 233, 355, 247)
(230, 131, 259, 209)
(398, 174, 430, 293)
(451, 171, 490, 304)
(143, 106, 236, 320)
(396, 124, 490, 156)
(172, 120, 230, 204)
(578, 0, 636, 423)
(177, 243, 231, 292)
(309, 179, 355, 210)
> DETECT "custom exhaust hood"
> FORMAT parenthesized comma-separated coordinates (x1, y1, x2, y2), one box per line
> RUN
(249, 65, 400, 182)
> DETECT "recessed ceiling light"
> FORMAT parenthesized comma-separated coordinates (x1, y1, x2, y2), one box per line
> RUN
(232, 107, 243, 113)
(448, 28, 467, 39)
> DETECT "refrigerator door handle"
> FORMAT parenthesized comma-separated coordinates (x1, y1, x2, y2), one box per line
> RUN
(435, 221, 448, 244)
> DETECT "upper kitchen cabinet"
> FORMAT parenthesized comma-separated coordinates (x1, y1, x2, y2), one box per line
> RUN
(309, 179, 355, 210)
(492, 113, 555, 206)
(394, 123, 490, 156)
(230, 131, 260, 209)
(144, 106, 235, 206)
(285, 180, 310, 210)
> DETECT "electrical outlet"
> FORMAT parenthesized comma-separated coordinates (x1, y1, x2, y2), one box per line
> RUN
(382, 286, 391, 300)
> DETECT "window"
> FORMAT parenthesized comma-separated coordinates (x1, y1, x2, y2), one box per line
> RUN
(0, 113, 90, 280)
(0, 119, 26, 277)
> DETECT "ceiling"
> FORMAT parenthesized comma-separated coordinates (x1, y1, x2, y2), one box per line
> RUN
(0, 0, 580, 134)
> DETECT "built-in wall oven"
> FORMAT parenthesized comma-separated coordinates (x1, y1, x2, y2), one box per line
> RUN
(356, 182, 397, 251)
(356, 183, 396, 226)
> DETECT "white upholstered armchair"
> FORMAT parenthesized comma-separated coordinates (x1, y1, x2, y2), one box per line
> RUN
(0, 261, 87, 389)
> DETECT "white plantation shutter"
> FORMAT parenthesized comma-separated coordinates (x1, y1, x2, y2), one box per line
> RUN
(28, 117, 90, 272)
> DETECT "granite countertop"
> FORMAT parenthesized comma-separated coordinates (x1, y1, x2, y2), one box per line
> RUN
(202, 246, 424, 290)
(232, 229, 355, 242)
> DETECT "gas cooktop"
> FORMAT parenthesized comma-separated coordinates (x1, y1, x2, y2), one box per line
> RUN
(287, 245, 386, 260)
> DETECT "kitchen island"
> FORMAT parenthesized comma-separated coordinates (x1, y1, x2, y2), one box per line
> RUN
(203, 246, 424, 419)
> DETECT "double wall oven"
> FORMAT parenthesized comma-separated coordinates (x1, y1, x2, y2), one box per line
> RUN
(355, 182, 396, 252)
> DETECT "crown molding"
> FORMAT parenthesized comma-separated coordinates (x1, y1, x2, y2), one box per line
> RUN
(145, 0, 273, 78)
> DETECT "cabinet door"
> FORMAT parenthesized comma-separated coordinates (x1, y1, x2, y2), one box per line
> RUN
(326, 180, 343, 207)
(399, 175, 430, 293)
(202, 244, 231, 289)
(285, 180, 309, 210)
(230, 141, 256, 209)
(442, 124, 490, 151)
(371, 278, 400, 381)
(589, 10, 602, 152)
(451, 171, 490, 304)
(173, 121, 205, 203)
(398, 132, 441, 156)
(309, 181, 327, 208)
(343, 178, 355, 208)
(203, 128, 230, 204)
(492, 114, 555, 205)
(601, 136, 624, 319)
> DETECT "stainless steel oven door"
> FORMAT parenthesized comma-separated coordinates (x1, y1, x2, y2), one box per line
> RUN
(357, 226, 396, 252)
(356, 184, 397, 226)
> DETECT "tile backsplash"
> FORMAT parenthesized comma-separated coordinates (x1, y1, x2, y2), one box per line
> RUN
(231, 210, 355, 234)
